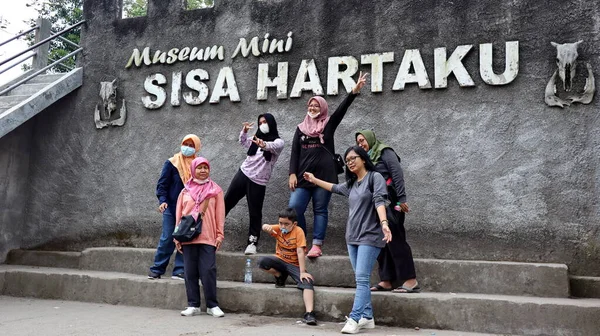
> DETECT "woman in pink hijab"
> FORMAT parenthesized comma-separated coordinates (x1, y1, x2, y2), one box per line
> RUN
(288, 72, 369, 258)
(174, 157, 226, 318)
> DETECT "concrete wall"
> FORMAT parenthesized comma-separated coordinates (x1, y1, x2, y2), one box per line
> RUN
(2, 0, 600, 275)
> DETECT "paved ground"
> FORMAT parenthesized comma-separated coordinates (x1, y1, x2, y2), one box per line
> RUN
(0, 296, 509, 336)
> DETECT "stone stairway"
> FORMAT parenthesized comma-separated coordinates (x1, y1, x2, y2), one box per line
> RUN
(2, 247, 600, 335)
(0, 69, 82, 138)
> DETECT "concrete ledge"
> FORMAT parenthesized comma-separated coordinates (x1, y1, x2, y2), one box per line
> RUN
(7, 250, 81, 269)
(571, 276, 600, 298)
(6, 248, 570, 297)
(0, 265, 598, 336)
(0, 68, 82, 138)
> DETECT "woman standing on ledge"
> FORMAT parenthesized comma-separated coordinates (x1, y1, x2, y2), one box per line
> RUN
(288, 72, 369, 258)
(303, 146, 392, 334)
(224, 113, 284, 255)
(149, 134, 201, 280)
(356, 130, 418, 293)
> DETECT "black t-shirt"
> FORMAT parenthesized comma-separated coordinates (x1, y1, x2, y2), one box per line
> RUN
(289, 93, 357, 188)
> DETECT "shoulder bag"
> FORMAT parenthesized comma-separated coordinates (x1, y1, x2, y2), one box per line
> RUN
(173, 196, 211, 243)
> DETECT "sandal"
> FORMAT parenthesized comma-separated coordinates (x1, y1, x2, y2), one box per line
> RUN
(370, 284, 392, 292)
(306, 245, 322, 258)
(392, 284, 421, 293)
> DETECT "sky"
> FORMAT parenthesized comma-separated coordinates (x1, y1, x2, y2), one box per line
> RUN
(0, 0, 39, 84)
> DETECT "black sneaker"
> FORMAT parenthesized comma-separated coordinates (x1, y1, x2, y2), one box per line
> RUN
(275, 275, 286, 288)
(147, 272, 161, 280)
(303, 311, 317, 325)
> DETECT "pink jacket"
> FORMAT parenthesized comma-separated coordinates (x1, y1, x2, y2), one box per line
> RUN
(175, 189, 225, 247)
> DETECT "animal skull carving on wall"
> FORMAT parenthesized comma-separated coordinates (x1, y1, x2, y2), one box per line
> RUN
(94, 79, 127, 129)
(545, 40, 595, 108)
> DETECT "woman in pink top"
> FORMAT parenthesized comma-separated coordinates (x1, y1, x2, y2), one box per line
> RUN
(174, 157, 226, 318)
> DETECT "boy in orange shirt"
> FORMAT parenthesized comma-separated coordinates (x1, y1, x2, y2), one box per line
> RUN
(258, 207, 317, 325)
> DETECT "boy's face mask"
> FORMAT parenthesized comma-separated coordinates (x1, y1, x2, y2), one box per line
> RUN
(279, 220, 295, 234)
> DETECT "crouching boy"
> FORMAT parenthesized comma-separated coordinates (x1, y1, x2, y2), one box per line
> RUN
(258, 207, 317, 325)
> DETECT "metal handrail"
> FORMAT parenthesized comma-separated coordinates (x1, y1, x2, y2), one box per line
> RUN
(58, 36, 80, 49)
(0, 26, 39, 48)
(0, 50, 36, 76)
(0, 47, 82, 96)
(0, 20, 86, 68)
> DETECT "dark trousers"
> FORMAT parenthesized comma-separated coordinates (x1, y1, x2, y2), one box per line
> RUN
(377, 207, 417, 283)
(224, 169, 266, 245)
(182, 244, 218, 308)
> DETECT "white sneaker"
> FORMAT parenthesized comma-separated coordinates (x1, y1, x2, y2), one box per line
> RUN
(358, 317, 375, 329)
(244, 244, 257, 255)
(244, 244, 256, 255)
(207, 306, 225, 317)
(341, 318, 360, 334)
(180, 307, 201, 316)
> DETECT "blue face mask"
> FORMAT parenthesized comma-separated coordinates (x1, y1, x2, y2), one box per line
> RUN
(181, 145, 195, 157)
(367, 149, 373, 156)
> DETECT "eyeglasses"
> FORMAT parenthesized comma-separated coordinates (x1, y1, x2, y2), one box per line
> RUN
(308, 104, 320, 108)
(345, 155, 360, 165)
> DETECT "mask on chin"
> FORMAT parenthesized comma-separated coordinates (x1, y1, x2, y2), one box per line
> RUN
(193, 178, 209, 184)
(307, 112, 320, 119)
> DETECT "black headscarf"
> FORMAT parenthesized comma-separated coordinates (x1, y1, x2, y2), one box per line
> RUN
(247, 113, 280, 161)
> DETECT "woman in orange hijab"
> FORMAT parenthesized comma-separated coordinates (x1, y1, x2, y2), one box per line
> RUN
(148, 134, 201, 280)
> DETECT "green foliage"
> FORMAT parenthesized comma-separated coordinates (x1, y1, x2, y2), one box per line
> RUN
(23, 0, 83, 73)
(122, 0, 147, 18)
(186, 0, 214, 10)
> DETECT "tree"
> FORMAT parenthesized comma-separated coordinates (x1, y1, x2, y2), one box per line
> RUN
(23, 0, 83, 73)
(123, 0, 214, 16)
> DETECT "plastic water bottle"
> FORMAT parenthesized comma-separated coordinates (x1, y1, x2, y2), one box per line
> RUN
(244, 258, 252, 284)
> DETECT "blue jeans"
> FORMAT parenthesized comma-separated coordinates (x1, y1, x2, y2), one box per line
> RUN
(150, 211, 184, 276)
(347, 244, 382, 322)
(288, 187, 332, 245)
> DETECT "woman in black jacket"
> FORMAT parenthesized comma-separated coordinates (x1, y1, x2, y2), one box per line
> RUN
(356, 130, 419, 293)
(288, 72, 368, 258)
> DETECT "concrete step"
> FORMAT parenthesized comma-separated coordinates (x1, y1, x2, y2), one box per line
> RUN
(26, 74, 65, 84)
(571, 276, 600, 298)
(0, 95, 28, 109)
(0, 265, 598, 336)
(7, 248, 570, 298)
(6, 83, 49, 96)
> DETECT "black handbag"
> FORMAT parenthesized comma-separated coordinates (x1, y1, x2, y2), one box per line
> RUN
(321, 145, 345, 175)
(173, 196, 211, 243)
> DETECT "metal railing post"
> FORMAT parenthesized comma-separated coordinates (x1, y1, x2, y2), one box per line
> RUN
(31, 18, 51, 70)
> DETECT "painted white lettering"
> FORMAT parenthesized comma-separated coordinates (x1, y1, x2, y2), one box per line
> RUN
(327, 56, 359, 95)
(152, 50, 167, 64)
(178, 47, 190, 61)
(434, 45, 474, 88)
(231, 37, 261, 59)
(171, 71, 182, 106)
(167, 48, 179, 64)
(142, 73, 167, 109)
(125, 47, 151, 68)
(361, 52, 395, 92)
(290, 59, 324, 98)
(203, 46, 224, 61)
(285, 32, 293, 52)
(392, 49, 431, 90)
(183, 69, 209, 105)
(257, 62, 289, 100)
(210, 67, 241, 103)
(479, 41, 519, 85)
(262, 33, 270, 54)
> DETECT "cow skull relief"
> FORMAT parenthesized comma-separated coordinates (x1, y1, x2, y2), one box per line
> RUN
(94, 79, 127, 129)
(545, 40, 595, 108)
